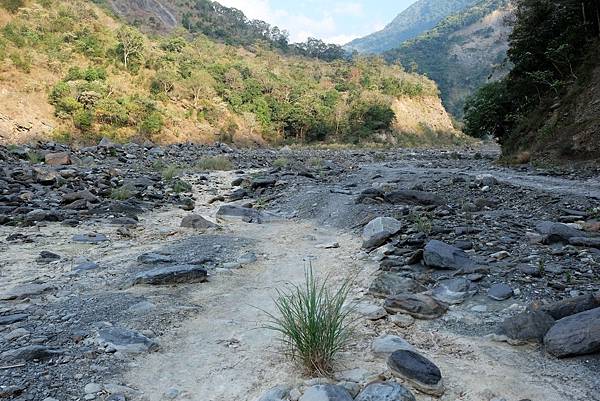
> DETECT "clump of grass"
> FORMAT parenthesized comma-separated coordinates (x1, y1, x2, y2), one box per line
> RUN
(111, 185, 134, 200)
(172, 179, 192, 193)
(196, 156, 233, 171)
(161, 164, 181, 181)
(307, 157, 325, 169)
(272, 157, 289, 168)
(27, 151, 44, 164)
(264, 265, 354, 376)
(410, 212, 432, 234)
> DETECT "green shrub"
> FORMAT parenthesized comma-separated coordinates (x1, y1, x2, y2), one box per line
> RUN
(263, 265, 354, 375)
(73, 109, 93, 131)
(1, 0, 24, 14)
(27, 151, 44, 164)
(50, 82, 71, 103)
(272, 157, 289, 168)
(161, 164, 180, 181)
(111, 185, 134, 200)
(9, 51, 31, 72)
(172, 179, 192, 193)
(139, 111, 163, 135)
(195, 156, 232, 171)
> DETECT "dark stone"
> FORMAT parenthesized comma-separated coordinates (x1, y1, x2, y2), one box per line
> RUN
(137, 252, 175, 265)
(362, 217, 402, 249)
(385, 190, 443, 206)
(1, 345, 63, 361)
(497, 311, 555, 343)
(387, 350, 444, 396)
(180, 214, 217, 229)
(368, 273, 426, 298)
(133, 265, 208, 285)
(251, 177, 277, 190)
(487, 283, 514, 301)
(544, 307, 600, 357)
(216, 204, 275, 224)
(535, 221, 588, 244)
(384, 294, 448, 319)
(568, 237, 600, 248)
(300, 384, 353, 401)
(355, 382, 416, 401)
(423, 240, 475, 270)
(541, 293, 600, 320)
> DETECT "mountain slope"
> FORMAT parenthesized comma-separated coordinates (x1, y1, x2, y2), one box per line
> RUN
(0, 0, 463, 146)
(345, 0, 480, 54)
(384, 0, 512, 117)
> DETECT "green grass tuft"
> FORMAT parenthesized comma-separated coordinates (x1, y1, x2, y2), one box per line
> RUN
(196, 156, 233, 171)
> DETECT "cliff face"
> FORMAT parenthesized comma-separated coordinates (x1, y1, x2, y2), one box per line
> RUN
(105, 0, 178, 32)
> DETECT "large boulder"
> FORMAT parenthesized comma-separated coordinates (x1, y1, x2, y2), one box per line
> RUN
(423, 240, 475, 270)
(544, 307, 600, 357)
(535, 221, 588, 244)
(384, 294, 448, 319)
(496, 311, 555, 343)
(387, 350, 444, 396)
(133, 265, 208, 285)
(541, 293, 600, 320)
(362, 217, 402, 248)
(355, 382, 416, 401)
(44, 152, 71, 166)
(369, 273, 425, 298)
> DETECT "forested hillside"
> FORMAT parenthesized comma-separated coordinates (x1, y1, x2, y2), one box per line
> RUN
(464, 0, 600, 160)
(384, 0, 512, 117)
(0, 0, 462, 146)
(345, 0, 479, 54)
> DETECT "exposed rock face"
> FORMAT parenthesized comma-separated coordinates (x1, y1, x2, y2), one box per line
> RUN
(423, 240, 475, 270)
(544, 307, 600, 357)
(362, 217, 403, 248)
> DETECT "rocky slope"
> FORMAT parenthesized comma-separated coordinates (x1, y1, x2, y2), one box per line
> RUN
(345, 0, 480, 54)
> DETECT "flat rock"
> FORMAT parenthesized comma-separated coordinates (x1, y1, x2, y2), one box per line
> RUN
(384, 294, 448, 319)
(255, 385, 291, 401)
(1, 345, 63, 361)
(372, 334, 415, 356)
(385, 190, 443, 206)
(97, 327, 159, 354)
(369, 273, 426, 298)
(300, 385, 354, 401)
(0, 314, 28, 325)
(216, 204, 275, 224)
(423, 240, 475, 270)
(497, 311, 555, 343)
(356, 303, 388, 320)
(568, 236, 600, 248)
(45, 152, 71, 166)
(180, 215, 217, 229)
(544, 307, 600, 357)
(362, 217, 403, 248)
(0, 283, 55, 300)
(137, 252, 175, 265)
(133, 265, 208, 285)
(487, 283, 514, 301)
(387, 350, 444, 396)
(431, 278, 478, 305)
(355, 382, 416, 401)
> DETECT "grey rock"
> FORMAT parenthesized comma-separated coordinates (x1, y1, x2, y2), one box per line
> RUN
(1, 345, 63, 361)
(216, 204, 275, 224)
(423, 240, 475, 270)
(541, 293, 600, 320)
(355, 382, 416, 401)
(300, 385, 353, 401)
(544, 307, 600, 357)
(497, 311, 555, 343)
(535, 221, 588, 244)
(387, 350, 444, 396)
(97, 327, 159, 354)
(255, 385, 291, 401)
(369, 273, 425, 298)
(84, 383, 102, 394)
(487, 283, 514, 301)
(137, 252, 175, 265)
(133, 265, 208, 285)
(385, 190, 443, 206)
(73, 233, 109, 244)
(372, 334, 415, 356)
(180, 214, 217, 229)
(356, 303, 387, 320)
(432, 278, 478, 305)
(0, 314, 28, 325)
(74, 262, 99, 271)
(568, 236, 600, 248)
(362, 217, 403, 248)
(0, 283, 55, 300)
(384, 294, 448, 319)
(389, 314, 415, 328)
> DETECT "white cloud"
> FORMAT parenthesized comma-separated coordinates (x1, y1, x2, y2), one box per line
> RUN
(333, 2, 363, 17)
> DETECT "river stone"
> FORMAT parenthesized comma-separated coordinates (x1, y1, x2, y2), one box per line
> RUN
(362, 217, 403, 248)
(544, 307, 600, 357)
(384, 190, 443, 206)
(180, 214, 216, 229)
(355, 382, 416, 401)
(541, 293, 600, 319)
(137, 252, 175, 265)
(73, 233, 109, 244)
(497, 311, 555, 343)
(384, 294, 448, 319)
(356, 303, 387, 320)
(387, 350, 444, 396)
(300, 384, 354, 401)
(133, 265, 208, 285)
(1, 345, 63, 361)
(568, 236, 600, 248)
(97, 327, 159, 353)
(535, 221, 588, 244)
(423, 240, 475, 270)
(487, 283, 514, 301)
(369, 273, 426, 298)
(255, 385, 291, 401)
(216, 204, 275, 224)
(372, 334, 415, 356)
(432, 278, 478, 305)
(45, 152, 71, 166)
(0, 283, 55, 300)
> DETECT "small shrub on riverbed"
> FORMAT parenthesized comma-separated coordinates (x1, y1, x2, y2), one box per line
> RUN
(196, 156, 232, 171)
(264, 265, 353, 375)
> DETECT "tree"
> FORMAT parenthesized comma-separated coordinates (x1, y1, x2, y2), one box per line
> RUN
(116, 26, 145, 71)
(184, 70, 216, 107)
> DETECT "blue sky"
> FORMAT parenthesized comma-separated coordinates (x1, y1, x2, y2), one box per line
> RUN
(217, 0, 418, 44)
